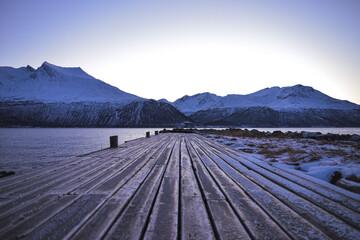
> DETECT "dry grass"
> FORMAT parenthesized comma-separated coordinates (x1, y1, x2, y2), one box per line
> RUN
(258, 143, 277, 149)
(326, 148, 348, 157)
(307, 154, 322, 162)
(257, 146, 306, 159)
(211, 133, 359, 165)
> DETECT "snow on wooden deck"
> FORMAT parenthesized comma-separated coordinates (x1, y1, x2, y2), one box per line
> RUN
(0, 133, 359, 240)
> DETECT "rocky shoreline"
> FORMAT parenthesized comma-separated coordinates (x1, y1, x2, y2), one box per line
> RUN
(161, 128, 360, 142)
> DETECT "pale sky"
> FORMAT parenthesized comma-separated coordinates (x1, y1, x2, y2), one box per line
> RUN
(1, 0, 359, 103)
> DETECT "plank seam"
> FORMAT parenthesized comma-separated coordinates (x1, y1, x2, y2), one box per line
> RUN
(71, 137, 174, 239)
(138, 136, 177, 240)
(184, 137, 221, 240)
(99, 138, 176, 239)
(189, 137, 290, 240)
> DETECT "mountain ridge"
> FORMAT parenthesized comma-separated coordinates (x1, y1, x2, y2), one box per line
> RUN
(1, 62, 359, 127)
(0, 62, 191, 127)
(171, 85, 359, 116)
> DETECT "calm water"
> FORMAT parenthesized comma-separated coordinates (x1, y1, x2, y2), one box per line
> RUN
(0, 127, 359, 172)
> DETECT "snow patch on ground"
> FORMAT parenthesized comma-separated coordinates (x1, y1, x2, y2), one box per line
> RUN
(207, 134, 360, 192)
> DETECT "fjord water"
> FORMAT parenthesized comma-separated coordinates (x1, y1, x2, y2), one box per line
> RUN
(0, 128, 162, 171)
(1, 128, 359, 172)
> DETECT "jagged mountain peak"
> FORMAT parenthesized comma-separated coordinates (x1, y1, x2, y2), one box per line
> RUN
(37, 61, 94, 79)
(194, 92, 217, 97)
(26, 65, 35, 72)
(278, 84, 315, 97)
(0, 62, 144, 104)
(172, 92, 222, 116)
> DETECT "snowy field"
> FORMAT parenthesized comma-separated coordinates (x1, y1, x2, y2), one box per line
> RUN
(206, 133, 360, 193)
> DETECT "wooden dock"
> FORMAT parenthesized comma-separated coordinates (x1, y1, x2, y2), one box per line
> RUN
(0, 133, 359, 239)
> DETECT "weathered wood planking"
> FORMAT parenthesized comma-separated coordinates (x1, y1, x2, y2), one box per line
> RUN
(0, 133, 359, 240)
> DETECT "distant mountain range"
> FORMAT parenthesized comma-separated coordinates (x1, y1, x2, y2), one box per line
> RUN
(1, 62, 359, 127)
(171, 85, 358, 115)
(166, 86, 360, 127)
(0, 62, 190, 127)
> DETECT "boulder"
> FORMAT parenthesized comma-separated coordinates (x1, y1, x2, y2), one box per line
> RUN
(350, 134, 360, 141)
(302, 131, 322, 139)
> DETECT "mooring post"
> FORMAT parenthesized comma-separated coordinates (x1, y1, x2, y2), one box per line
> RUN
(146, 131, 150, 138)
(110, 135, 118, 148)
(155, 131, 159, 135)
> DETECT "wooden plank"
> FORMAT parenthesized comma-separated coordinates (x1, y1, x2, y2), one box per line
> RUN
(21, 194, 105, 240)
(250, 159, 360, 212)
(188, 137, 290, 239)
(227, 152, 360, 227)
(0, 137, 159, 221)
(0, 138, 150, 197)
(0, 194, 56, 233)
(0, 134, 159, 190)
(143, 136, 180, 240)
(103, 138, 176, 239)
(0, 195, 77, 239)
(0, 135, 169, 236)
(179, 137, 215, 240)
(191, 135, 330, 239)
(204, 137, 360, 229)
(68, 137, 175, 239)
(0, 133, 359, 240)
(196, 136, 360, 239)
(202, 136, 360, 203)
(203, 136, 360, 215)
(67, 135, 167, 195)
(185, 138, 252, 240)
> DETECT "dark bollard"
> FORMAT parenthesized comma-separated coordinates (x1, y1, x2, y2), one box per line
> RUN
(146, 131, 150, 138)
(155, 131, 159, 135)
(110, 136, 118, 148)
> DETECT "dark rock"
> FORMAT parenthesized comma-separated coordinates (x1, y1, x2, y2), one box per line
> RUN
(272, 131, 284, 137)
(330, 171, 342, 184)
(302, 131, 322, 139)
(350, 134, 360, 141)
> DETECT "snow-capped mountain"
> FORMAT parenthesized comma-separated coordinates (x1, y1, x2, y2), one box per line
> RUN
(1, 62, 359, 127)
(173, 93, 223, 116)
(173, 85, 359, 116)
(0, 61, 143, 104)
(172, 85, 360, 127)
(0, 62, 191, 127)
